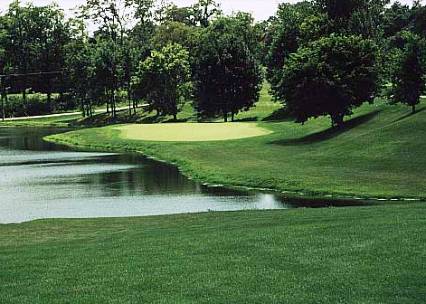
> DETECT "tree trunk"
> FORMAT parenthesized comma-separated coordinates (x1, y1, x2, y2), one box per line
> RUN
(22, 90, 27, 116)
(47, 92, 52, 112)
(412, 104, 416, 114)
(127, 85, 132, 116)
(224, 111, 228, 122)
(1, 78, 5, 121)
(173, 114, 177, 121)
(81, 99, 86, 117)
(110, 92, 116, 118)
(331, 112, 344, 128)
(1, 95, 5, 121)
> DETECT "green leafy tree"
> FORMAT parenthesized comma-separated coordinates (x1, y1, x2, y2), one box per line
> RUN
(64, 33, 96, 117)
(3, 1, 36, 111)
(412, 1, 426, 38)
(315, 0, 389, 38)
(277, 35, 378, 127)
(162, 4, 195, 25)
(382, 2, 413, 38)
(191, 0, 221, 27)
(194, 16, 263, 122)
(31, 4, 71, 108)
(264, 2, 316, 97)
(391, 36, 425, 113)
(79, 0, 132, 118)
(133, 43, 191, 120)
(151, 21, 198, 50)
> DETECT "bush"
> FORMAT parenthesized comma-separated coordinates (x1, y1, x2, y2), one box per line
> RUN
(2, 93, 77, 118)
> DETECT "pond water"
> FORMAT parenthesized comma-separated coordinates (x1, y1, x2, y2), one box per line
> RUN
(0, 127, 367, 224)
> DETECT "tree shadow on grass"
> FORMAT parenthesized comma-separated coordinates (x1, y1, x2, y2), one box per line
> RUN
(262, 107, 294, 122)
(234, 117, 259, 122)
(269, 110, 381, 146)
(393, 106, 425, 123)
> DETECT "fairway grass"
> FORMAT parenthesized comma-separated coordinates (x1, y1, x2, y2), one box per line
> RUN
(1, 204, 426, 303)
(117, 122, 273, 142)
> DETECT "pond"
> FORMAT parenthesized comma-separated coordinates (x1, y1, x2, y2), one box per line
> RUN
(0, 127, 368, 224)
(0, 127, 290, 223)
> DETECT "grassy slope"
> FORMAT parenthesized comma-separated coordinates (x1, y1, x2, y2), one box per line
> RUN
(46, 86, 426, 200)
(1, 204, 426, 304)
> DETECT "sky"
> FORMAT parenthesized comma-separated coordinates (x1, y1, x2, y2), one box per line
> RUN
(0, 0, 421, 21)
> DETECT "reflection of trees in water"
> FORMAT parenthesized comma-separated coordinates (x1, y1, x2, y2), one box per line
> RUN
(82, 154, 201, 197)
(0, 128, 70, 151)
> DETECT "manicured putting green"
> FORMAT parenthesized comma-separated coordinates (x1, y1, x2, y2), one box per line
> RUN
(116, 123, 272, 142)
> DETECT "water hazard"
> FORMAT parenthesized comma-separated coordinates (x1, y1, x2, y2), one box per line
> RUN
(0, 127, 290, 223)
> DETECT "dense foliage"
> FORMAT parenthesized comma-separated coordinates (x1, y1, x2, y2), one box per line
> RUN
(0, 0, 425, 123)
(391, 34, 425, 113)
(277, 35, 378, 126)
(194, 15, 263, 122)
(264, 0, 425, 125)
(133, 43, 191, 119)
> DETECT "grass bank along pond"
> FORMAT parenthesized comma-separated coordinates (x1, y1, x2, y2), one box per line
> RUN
(46, 93, 426, 201)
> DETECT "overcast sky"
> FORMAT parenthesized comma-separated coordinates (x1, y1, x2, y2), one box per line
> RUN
(0, 0, 421, 21)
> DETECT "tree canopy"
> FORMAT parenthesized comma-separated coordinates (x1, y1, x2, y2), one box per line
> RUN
(133, 43, 191, 120)
(193, 15, 263, 122)
(277, 35, 378, 127)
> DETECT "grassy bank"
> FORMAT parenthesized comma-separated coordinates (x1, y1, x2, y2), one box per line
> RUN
(45, 86, 426, 200)
(1, 204, 426, 303)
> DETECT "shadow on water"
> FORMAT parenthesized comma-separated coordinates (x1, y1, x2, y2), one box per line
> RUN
(269, 110, 381, 146)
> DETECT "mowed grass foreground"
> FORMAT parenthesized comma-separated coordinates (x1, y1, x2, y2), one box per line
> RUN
(1, 204, 426, 304)
(46, 86, 426, 200)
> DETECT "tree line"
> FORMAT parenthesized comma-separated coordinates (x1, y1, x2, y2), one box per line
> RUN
(0, 0, 425, 125)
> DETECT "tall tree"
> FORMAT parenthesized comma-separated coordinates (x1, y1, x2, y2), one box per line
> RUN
(194, 16, 263, 122)
(412, 1, 426, 38)
(391, 35, 425, 113)
(4, 1, 35, 112)
(382, 1, 413, 38)
(277, 35, 378, 127)
(32, 4, 71, 108)
(191, 0, 221, 27)
(133, 43, 191, 120)
(79, 0, 132, 118)
(264, 2, 316, 97)
(315, 0, 390, 38)
(64, 27, 96, 117)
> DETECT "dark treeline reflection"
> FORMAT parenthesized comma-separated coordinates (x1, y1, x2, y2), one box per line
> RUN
(81, 154, 201, 197)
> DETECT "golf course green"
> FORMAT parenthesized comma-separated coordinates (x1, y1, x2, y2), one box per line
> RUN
(117, 122, 272, 142)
